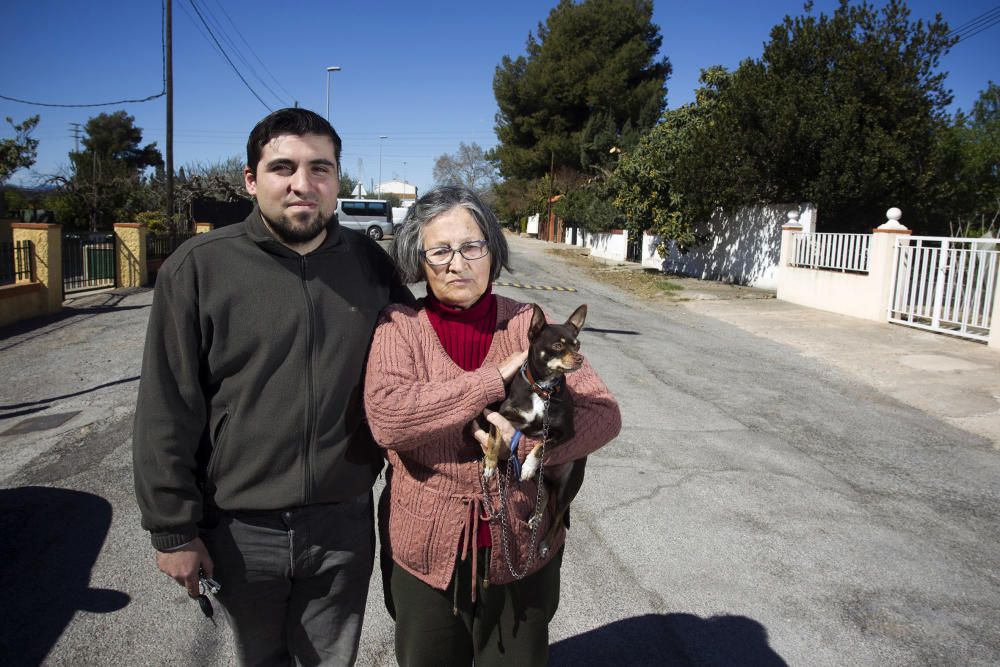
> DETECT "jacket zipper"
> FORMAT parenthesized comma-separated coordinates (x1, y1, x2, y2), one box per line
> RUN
(299, 255, 317, 504)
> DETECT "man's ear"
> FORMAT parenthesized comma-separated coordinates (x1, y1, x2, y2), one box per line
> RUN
(244, 166, 257, 196)
(566, 304, 587, 336)
(528, 303, 546, 341)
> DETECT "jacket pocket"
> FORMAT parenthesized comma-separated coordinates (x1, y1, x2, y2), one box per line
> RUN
(387, 490, 434, 575)
(206, 412, 231, 481)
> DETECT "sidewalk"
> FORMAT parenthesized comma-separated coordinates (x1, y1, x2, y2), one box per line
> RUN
(541, 239, 1000, 448)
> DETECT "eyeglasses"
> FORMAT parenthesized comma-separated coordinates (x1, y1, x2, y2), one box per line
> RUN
(420, 239, 490, 266)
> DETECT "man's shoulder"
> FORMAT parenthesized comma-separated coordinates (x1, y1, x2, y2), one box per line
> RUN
(162, 223, 249, 272)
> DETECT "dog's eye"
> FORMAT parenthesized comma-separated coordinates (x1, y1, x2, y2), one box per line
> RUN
(552, 342, 564, 351)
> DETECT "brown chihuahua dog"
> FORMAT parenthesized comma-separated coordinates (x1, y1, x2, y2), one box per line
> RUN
(483, 303, 588, 556)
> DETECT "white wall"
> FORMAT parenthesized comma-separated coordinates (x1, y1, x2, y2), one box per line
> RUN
(584, 231, 628, 261)
(645, 204, 815, 289)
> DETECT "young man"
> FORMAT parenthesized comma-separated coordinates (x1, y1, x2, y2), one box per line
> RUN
(133, 108, 411, 665)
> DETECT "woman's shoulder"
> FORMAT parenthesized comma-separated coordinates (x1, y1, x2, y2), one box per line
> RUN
(496, 294, 533, 320)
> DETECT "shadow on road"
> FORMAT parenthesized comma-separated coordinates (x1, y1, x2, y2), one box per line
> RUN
(0, 486, 130, 666)
(550, 612, 788, 666)
(0, 375, 141, 416)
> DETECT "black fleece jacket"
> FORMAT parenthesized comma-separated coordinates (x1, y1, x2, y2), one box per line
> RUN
(133, 209, 412, 550)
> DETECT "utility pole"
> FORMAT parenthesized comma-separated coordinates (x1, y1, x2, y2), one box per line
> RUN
(70, 123, 82, 152)
(166, 0, 175, 230)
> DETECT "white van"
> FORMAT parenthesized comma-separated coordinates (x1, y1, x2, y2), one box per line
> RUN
(336, 199, 394, 240)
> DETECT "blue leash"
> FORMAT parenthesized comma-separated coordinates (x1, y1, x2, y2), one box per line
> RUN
(509, 430, 523, 480)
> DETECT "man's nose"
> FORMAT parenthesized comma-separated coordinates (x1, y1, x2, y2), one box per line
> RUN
(289, 168, 310, 192)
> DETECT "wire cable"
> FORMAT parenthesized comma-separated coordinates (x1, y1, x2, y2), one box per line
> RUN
(0, 0, 167, 108)
(184, 0, 272, 111)
(211, 0, 296, 103)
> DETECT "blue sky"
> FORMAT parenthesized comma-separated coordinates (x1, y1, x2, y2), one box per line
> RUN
(1, 0, 997, 196)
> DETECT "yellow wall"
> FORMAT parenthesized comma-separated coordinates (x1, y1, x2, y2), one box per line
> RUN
(0, 223, 62, 328)
(114, 223, 147, 288)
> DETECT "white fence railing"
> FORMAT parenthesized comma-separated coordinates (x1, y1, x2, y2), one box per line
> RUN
(791, 232, 871, 273)
(888, 236, 999, 342)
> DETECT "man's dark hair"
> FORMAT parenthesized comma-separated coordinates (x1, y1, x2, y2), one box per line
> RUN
(246, 108, 342, 174)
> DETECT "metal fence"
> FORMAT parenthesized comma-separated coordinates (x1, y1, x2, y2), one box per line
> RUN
(147, 233, 194, 283)
(0, 240, 34, 285)
(791, 232, 872, 273)
(888, 236, 999, 342)
(63, 232, 116, 295)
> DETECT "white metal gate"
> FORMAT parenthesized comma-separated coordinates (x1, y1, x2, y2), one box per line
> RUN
(888, 236, 999, 342)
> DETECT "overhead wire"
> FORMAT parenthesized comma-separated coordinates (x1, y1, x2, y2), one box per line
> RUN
(194, 0, 287, 107)
(0, 0, 166, 108)
(184, 0, 272, 111)
(210, 0, 297, 103)
(946, 5, 1000, 44)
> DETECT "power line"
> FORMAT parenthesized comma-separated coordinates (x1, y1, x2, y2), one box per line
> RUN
(946, 6, 1000, 37)
(947, 5, 1000, 44)
(0, 2, 166, 109)
(184, 0, 272, 111)
(211, 0, 296, 103)
(194, 0, 287, 106)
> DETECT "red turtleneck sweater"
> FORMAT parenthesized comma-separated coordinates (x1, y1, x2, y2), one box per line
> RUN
(423, 286, 497, 547)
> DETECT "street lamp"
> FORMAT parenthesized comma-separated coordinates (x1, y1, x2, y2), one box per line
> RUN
(378, 135, 388, 197)
(325, 66, 341, 121)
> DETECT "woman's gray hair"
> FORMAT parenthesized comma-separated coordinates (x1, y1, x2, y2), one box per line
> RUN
(391, 185, 511, 284)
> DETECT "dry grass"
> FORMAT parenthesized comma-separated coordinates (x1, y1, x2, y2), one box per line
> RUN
(545, 248, 689, 301)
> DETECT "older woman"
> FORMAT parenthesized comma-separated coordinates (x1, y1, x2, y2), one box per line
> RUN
(364, 185, 620, 667)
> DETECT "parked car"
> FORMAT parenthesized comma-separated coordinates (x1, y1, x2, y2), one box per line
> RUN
(336, 199, 393, 240)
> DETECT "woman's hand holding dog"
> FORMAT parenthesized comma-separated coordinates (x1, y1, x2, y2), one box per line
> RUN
(497, 349, 528, 384)
(473, 408, 517, 457)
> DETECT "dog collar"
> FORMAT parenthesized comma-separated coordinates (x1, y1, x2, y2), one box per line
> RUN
(520, 361, 564, 399)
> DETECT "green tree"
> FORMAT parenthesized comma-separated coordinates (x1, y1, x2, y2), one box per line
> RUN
(52, 111, 163, 230)
(951, 82, 1000, 235)
(490, 0, 670, 228)
(0, 115, 40, 185)
(616, 0, 959, 243)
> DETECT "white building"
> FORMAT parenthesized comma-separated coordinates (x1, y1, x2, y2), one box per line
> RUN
(375, 180, 417, 201)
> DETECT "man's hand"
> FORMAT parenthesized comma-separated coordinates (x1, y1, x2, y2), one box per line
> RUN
(498, 350, 528, 384)
(156, 537, 214, 598)
(472, 408, 518, 457)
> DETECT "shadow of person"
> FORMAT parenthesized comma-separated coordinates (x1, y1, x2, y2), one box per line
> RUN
(0, 486, 130, 666)
(550, 612, 788, 667)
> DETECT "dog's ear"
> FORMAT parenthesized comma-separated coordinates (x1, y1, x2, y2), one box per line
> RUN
(528, 303, 546, 341)
(566, 304, 587, 336)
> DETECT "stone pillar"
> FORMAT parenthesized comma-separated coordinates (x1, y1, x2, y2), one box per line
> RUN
(195, 222, 213, 234)
(114, 223, 147, 288)
(11, 223, 63, 315)
(779, 210, 802, 267)
(869, 208, 911, 321)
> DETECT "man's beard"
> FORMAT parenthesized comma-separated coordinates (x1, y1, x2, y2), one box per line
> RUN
(265, 208, 331, 244)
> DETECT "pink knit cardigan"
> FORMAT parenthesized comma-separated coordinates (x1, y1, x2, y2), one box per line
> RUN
(364, 295, 621, 589)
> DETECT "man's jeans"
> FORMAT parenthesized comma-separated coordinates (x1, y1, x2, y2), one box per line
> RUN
(201, 493, 375, 666)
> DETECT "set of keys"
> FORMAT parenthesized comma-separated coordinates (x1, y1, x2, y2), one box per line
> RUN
(196, 571, 222, 618)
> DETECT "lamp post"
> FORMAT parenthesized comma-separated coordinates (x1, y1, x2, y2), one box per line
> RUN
(325, 66, 341, 121)
(378, 135, 388, 197)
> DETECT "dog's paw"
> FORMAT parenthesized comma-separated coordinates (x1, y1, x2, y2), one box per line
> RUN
(482, 464, 496, 480)
(520, 453, 540, 481)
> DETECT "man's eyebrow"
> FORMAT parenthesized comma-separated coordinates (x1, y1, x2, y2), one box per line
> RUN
(264, 158, 337, 168)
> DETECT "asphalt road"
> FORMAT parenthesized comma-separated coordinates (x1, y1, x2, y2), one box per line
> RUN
(1, 232, 998, 666)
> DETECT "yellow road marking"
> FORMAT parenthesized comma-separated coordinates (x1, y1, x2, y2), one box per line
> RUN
(495, 281, 577, 292)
